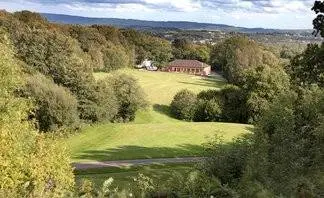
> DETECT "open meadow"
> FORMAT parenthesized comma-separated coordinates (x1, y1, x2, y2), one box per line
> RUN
(66, 69, 252, 187)
(66, 70, 251, 162)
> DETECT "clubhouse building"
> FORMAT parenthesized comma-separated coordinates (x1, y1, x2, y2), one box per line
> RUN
(166, 60, 211, 76)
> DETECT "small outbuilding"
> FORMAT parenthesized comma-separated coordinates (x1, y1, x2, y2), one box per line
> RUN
(136, 59, 158, 71)
(166, 60, 211, 76)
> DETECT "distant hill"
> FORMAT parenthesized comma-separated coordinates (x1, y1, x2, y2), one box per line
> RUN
(41, 13, 312, 34)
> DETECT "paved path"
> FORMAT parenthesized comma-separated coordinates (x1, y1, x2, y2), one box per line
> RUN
(73, 157, 206, 170)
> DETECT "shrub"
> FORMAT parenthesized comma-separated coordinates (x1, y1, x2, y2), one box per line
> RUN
(242, 88, 324, 197)
(24, 74, 79, 132)
(201, 134, 252, 188)
(170, 89, 197, 121)
(110, 74, 147, 122)
(197, 89, 220, 101)
(94, 78, 119, 122)
(78, 80, 119, 123)
(78, 179, 96, 197)
(219, 85, 248, 123)
(194, 99, 222, 122)
(165, 171, 239, 198)
(196, 86, 248, 123)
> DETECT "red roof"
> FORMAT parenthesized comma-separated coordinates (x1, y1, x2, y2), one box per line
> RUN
(168, 60, 210, 68)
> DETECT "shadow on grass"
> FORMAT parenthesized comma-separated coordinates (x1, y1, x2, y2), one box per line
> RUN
(152, 104, 172, 117)
(178, 77, 225, 88)
(74, 144, 205, 162)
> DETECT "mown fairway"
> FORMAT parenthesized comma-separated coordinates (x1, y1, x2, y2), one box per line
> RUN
(66, 69, 251, 162)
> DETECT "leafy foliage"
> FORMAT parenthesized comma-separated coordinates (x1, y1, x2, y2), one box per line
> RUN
(24, 74, 79, 132)
(172, 38, 211, 63)
(243, 64, 290, 121)
(209, 36, 289, 122)
(312, 0, 324, 38)
(289, 43, 324, 88)
(219, 85, 249, 123)
(0, 11, 149, 125)
(109, 74, 147, 122)
(195, 85, 248, 123)
(122, 29, 172, 67)
(201, 134, 252, 188)
(210, 36, 279, 85)
(242, 88, 324, 197)
(194, 99, 222, 122)
(170, 89, 197, 121)
(0, 31, 74, 196)
(102, 43, 131, 72)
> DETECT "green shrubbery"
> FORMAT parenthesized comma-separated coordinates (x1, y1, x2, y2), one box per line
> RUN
(171, 86, 248, 123)
(0, 31, 74, 196)
(241, 87, 324, 197)
(24, 74, 79, 132)
(172, 38, 211, 63)
(170, 89, 197, 121)
(169, 87, 323, 197)
(110, 74, 147, 122)
(78, 79, 119, 123)
(194, 99, 222, 122)
(0, 11, 150, 131)
(201, 134, 252, 188)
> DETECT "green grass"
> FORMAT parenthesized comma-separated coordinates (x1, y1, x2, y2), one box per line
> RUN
(65, 69, 251, 162)
(67, 122, 251, 162)
(75, 163, 194, 190)
(95, 69, 226, 106)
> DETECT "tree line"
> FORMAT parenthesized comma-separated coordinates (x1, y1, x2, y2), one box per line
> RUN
(166, 1, 324, 197)
(0, 10, 151, 196)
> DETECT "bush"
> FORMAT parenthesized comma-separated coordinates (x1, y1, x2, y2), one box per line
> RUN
(164, 171, 239, 198)
(93, 78, 119, 122)
(201, 134, 252, 188)
(170, 89, 197, 121)
(194, 99, 222, 122)
(242, 88, 324, 197)
(110, 74, 147, 122)
(196, 86, 248, 123)
(197, 89, 220, 101)
(220, 85, 248, 123)
(78, 79, 119, 123)
(24, 74, 79, 132)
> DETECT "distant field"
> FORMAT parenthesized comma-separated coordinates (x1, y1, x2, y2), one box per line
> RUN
(65, 69, 251, 162)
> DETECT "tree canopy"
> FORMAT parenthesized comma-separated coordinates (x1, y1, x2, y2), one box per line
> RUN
(0, 30, 74, 196)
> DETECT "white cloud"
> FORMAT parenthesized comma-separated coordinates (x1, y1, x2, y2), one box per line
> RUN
(0, 0, 317, 29)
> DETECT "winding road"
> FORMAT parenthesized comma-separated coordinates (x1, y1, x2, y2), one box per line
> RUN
(73, 157, 206, 170)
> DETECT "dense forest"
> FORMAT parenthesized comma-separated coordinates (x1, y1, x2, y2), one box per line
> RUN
(0, 0, 324, 197)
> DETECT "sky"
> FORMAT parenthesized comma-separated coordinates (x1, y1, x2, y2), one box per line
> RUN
(0, 0, 318, 29)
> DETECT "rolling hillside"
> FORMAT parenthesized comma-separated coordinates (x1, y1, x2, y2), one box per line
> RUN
(65, 70, 251, 162)
(42, 13, 312, 34)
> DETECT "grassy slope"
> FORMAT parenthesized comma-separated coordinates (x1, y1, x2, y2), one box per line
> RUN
(66, 69, 251, 162)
